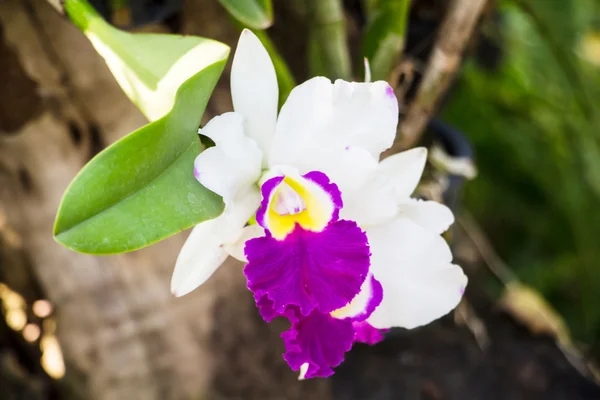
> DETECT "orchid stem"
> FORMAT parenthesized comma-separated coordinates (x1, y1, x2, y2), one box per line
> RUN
(362, 0, 378, 21)
(62, 0, 103, 32)
(365, 0, 412, 82)
(306, 0, 351, 80)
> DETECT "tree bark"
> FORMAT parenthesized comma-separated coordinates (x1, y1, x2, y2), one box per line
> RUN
(385, 0, 489, 155)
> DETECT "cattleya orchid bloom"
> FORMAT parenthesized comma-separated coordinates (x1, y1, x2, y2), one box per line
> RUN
(171, 29, 468, 378)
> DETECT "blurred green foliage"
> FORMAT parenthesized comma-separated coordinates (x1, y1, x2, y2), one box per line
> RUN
(218, 0, 273, 29)
(362, 0, 411, 81)
(444, 0, 600, 349)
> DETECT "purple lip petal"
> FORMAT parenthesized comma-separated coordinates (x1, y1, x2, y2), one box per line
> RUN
(246, 169, 378, 378)
(244, 220, 370, 316)
(282, 309, 355, 379)
(254, 288, 385, 377)
(352, 321, 387, 345)
(254, 294, 278, 323)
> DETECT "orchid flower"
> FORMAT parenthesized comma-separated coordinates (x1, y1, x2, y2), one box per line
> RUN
(171, 29, 467, 378)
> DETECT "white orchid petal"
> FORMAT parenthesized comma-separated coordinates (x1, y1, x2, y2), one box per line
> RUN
(376, 147, 428, 200)
(366, 218, 467, 329)
(369, 218, 452, 265)
(231, 29, 278, 158)
(340, 180, 397, 228)
(340, 147, 428, 227)
(368, 263, 467, 330)
(330, 80, 398, 158)
(294, 145, 379, 196)
(171, 189, 261, 297)
(270, 78, 398, 169)
(269, 77, 333, 167)
(171, 223, 229, 298)
(195, 113, 262, 205)
(326, 146, 379, 192)
(269, 77, 395, 196)
(399, 199, 455, 235)
(223, 224, 265, 262)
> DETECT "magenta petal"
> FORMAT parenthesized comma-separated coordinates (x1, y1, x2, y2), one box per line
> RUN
(353, 321, 387, 345)
(282, 309, 355, 379)
(244, 220, 370, 316)
(254, 294, 278, 323)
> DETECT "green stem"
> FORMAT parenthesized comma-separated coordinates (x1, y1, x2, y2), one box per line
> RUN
(306, 0, 351, 80)
(362, 0, 378, 21)
(364, 0, 412, 81)
(63, 0, 103, 32)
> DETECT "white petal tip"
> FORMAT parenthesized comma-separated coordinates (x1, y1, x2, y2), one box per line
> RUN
(238, 28, 259, 44)
(414, 146, 428, 158)
(170, 282, 194, 298)
(409, 147, 428, 171)
(298, 363, 309, 380)
(363, 58, 372, 83)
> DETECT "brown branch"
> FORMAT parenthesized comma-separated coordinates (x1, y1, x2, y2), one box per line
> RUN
(385, 0, 489, 155)
(457, 212, 517, 286)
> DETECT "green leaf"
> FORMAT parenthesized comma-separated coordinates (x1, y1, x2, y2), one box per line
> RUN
(218, 0, 273, 30)
(54, 60, 227, 254)
(55, 1, 230, 254)
(363, 0, 411, 81)
(65, 0, 230, 121)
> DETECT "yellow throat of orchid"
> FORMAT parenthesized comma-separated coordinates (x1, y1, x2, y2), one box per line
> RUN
(264, 175, 334, 240)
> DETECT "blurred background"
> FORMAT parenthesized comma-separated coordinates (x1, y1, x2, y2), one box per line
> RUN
(1, 0, 600, 399)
